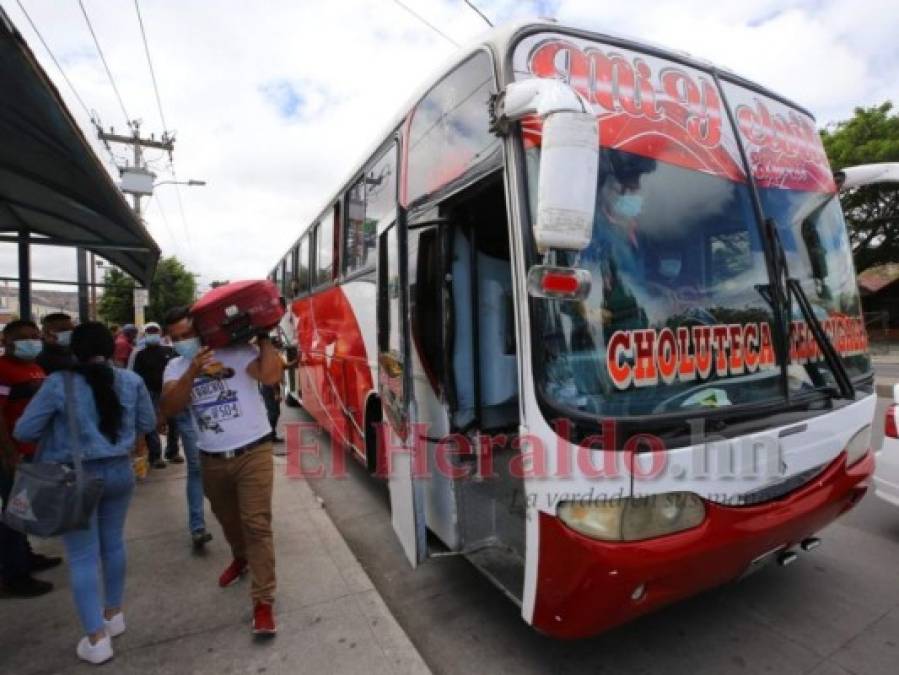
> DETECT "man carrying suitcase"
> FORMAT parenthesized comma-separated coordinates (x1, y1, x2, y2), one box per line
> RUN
(159, 306, 283, 636)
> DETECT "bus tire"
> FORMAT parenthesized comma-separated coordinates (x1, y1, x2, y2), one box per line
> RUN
(364, 395, 383, 475)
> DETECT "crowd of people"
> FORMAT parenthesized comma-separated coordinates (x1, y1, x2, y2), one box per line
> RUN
(0, 310, 285, 664)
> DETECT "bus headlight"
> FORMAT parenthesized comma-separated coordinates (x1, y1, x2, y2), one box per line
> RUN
(845, 425, 871, 466)
(558, 493, 706, 542)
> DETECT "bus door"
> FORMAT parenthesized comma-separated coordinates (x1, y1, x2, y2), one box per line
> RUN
(377, 220, 427, 566)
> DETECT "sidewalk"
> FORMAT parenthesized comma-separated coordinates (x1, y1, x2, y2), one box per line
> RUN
(0, 449, 430, 674)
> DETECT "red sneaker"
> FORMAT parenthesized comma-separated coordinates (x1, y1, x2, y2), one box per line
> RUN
(252, 601, 277, 635)
(218, 558, 248, 588)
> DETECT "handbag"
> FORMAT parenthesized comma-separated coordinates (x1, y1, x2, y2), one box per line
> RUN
(2, 373, 104, 537)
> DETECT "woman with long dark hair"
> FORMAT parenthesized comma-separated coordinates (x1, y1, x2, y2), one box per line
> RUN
(14, 322, 155, 665)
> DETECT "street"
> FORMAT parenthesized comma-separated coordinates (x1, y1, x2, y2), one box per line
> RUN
(288, 390, 899, 675)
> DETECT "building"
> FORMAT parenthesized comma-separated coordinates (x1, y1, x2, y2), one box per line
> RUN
(858, 263, 899, 341)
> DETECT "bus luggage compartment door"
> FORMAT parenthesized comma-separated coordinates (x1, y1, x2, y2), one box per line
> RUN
(378, 221, 427, 567)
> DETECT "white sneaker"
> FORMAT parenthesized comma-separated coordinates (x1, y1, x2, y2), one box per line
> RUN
(104, 612, 126, 637)
(76, 634, 113, 665)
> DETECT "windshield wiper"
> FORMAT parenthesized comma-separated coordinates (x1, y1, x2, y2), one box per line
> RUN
(787, 278, 855, 399)
(764, 217, 855, 400)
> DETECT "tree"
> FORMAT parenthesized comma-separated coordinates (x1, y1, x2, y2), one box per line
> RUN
(821, 102, 899, 273)
(97, 268, 135, 325)
(146, 256, 197, 323)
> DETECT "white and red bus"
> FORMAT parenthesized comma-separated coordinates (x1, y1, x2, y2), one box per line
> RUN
(269, 20, 876, 639)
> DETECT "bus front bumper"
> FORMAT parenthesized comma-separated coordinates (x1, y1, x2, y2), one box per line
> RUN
(531, 451, 873, 639)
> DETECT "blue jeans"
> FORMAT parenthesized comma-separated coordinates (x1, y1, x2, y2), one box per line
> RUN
(62, 456, 134, 635)
(175, 412, 205, 534)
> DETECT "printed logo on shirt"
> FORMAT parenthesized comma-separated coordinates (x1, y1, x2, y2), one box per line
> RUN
(190, 369, 241, 434)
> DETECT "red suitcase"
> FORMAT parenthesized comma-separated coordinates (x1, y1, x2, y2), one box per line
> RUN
(191, 280, 284, 348)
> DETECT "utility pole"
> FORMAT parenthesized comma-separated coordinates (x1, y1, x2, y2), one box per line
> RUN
(97, 119, 174, 217)
(95, 120, 172, 328)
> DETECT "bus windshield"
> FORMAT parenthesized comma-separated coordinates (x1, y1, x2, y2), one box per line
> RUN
(761, 187, 872, 386)
(513, 34, 871, 419)
(526, 146, 786, 417)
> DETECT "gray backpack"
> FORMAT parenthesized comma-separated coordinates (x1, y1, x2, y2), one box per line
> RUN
(2, 373, 104, 537)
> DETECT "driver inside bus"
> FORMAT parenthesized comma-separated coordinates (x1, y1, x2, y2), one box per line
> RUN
(575, 150, 656, 333)
(549, 150, 655, 408)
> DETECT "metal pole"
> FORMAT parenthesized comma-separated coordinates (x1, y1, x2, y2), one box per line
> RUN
(17, 223, 31, 320)
(132, 122, 142, 217)
(76, 247, 90, 323)
(89, 251, 96, 320)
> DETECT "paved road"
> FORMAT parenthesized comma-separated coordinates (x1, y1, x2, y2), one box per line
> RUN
(285, 399, 899, 675)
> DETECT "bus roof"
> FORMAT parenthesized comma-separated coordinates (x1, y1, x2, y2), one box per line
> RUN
(270, 18, 814, 273)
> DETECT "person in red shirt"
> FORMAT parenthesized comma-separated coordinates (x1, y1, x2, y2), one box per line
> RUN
(0, 319, 60, 597)
(112, 324, 138, 367)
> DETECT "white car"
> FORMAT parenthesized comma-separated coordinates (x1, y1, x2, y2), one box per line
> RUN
(874, 384, 899, 507)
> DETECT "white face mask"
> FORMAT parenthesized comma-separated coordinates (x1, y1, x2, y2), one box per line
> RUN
(54, 330, 73, 347)
(173, 337, 201, 359)
(12, 339, 43, 361)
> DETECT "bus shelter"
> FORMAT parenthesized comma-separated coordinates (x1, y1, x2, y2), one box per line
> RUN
(0, 8, 159, 322)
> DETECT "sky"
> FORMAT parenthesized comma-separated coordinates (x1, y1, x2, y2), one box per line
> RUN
(1, 0, 897, 291)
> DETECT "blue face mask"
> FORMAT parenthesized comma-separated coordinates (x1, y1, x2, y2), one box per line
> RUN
(13, 339, 43, 361)
(144, 334, 162, 346)
(173, 337, 201, 360)
(54, 330, 72, 347)
(612, 193, 643, 219)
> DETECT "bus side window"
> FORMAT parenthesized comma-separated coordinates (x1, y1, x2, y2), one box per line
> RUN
(345, 145, 395, 277)
(316, 217, 333, 287)
(345, 179, 368, 274)
(406, 51, 499, 205)
(285, 245, 297, 297)
(296, 235, 310, 294)
(273, 259, 283, 292)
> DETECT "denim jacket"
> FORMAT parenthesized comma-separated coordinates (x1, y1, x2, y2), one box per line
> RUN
(14, 368, 156, 463)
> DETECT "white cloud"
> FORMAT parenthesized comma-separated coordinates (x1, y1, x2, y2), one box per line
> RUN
(3, 0, 897, 290)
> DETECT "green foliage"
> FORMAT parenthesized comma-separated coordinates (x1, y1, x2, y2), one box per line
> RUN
(97, 267, 136, 325)
(821, 102, 899, 272)
(146, 256, 197, 323)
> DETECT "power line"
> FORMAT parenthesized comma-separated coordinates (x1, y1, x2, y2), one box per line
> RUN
(147, 192, 178, 248)
(390, 0, 460, 47)
(166, 161, 193, 250)
(14, 0, 91, 118)
(462, 0, 493, 27)
(133, 0, 192, 250)
(172, 182, 193, 247)
(133, 0, 168, 132)
(77, 0, 130, 124)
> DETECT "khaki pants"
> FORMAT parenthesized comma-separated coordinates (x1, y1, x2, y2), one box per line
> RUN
(201, 441, 275, 603)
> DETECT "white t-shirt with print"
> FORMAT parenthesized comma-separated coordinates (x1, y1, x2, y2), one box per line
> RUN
(163, 344, 270, 453)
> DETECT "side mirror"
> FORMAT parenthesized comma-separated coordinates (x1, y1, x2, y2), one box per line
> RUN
(835, 162, 899, 191)
(490, 79, 599, 253)
(533, 111, 599, 253)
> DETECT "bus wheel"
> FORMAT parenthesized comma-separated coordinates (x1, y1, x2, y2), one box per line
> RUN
(364, 396, 383, 475)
